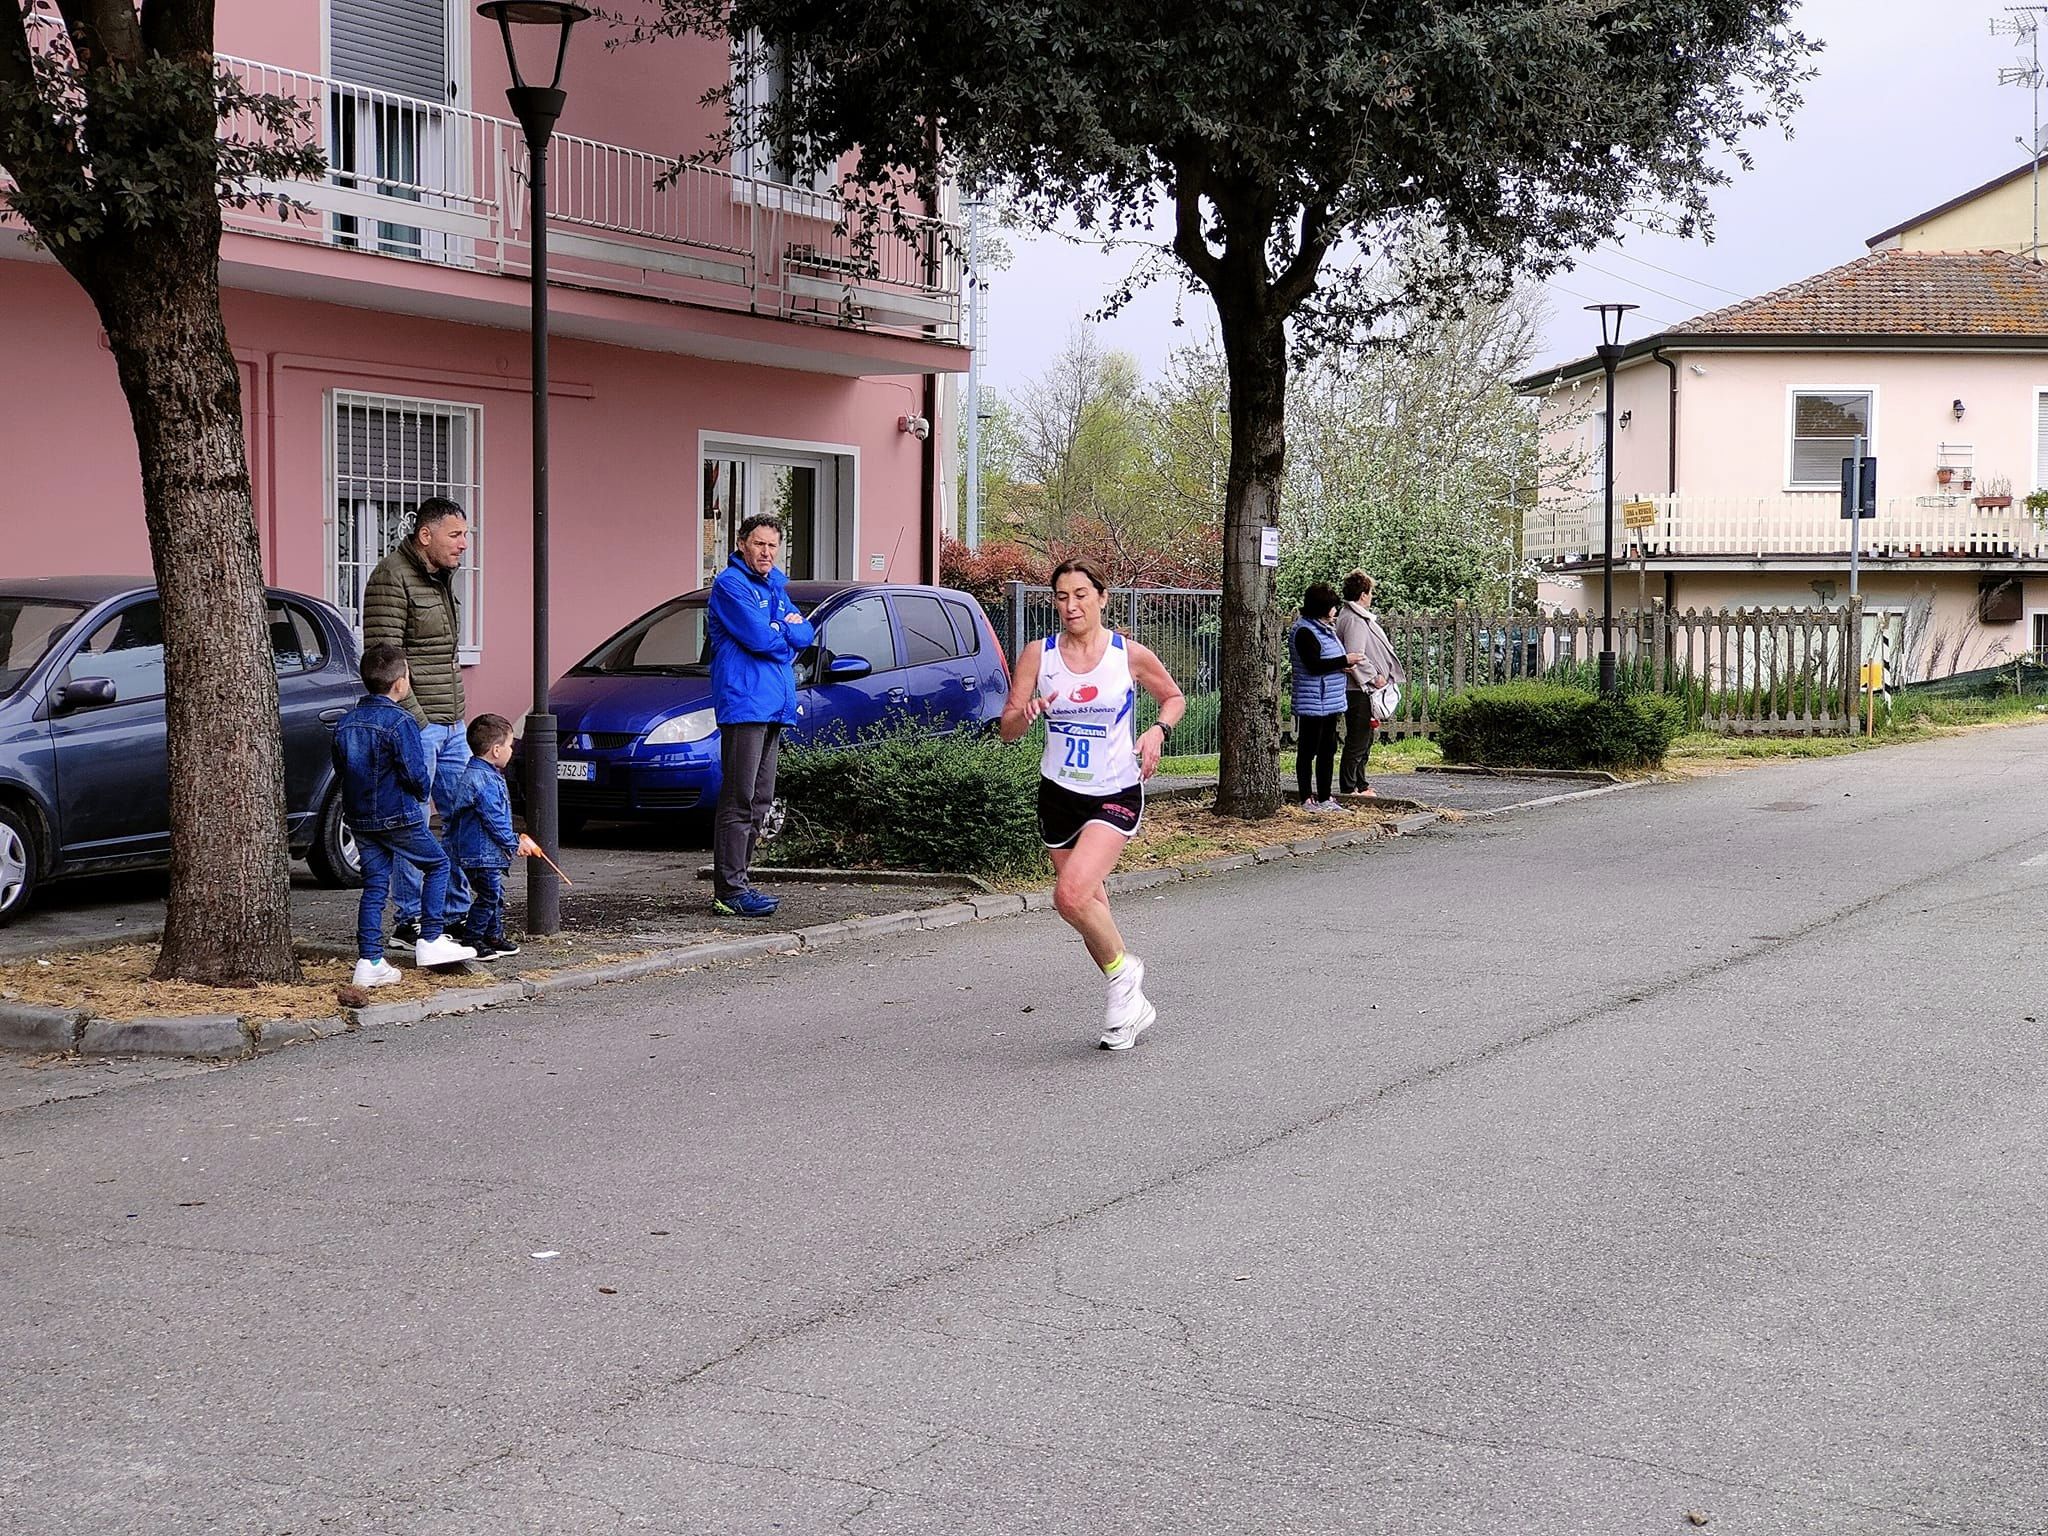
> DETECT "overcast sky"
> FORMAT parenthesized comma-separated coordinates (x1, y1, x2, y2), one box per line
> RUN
(977, 0, 2038, 395)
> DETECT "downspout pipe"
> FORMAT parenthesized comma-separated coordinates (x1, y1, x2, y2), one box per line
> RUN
(1652, 346, 1678, 495)
(920, 372, 939, 582)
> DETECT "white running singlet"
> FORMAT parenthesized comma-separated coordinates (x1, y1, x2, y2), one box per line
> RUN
(1038, 632, 1141, 793)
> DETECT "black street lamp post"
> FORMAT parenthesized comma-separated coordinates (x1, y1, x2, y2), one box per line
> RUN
(1586, 302, 1637, 699)
(479, 1, 589, 937)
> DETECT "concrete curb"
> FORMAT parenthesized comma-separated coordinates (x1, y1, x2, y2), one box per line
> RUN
(1455, 777, 1657, 820)
(0, 774, 1635, 1059)
(1414, 764, 1623, 784)
(696, 865, 992, 892)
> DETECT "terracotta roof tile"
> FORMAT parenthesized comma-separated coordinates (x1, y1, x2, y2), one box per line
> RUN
(1679, 248, 2048, 335)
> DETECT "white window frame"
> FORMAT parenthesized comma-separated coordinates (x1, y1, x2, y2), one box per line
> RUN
(1785, 385, 1876, 493)
(2030, 387, 2048, 492)
(729, 31, 837, 199)
(2027, 605, 2048, 663)
(697, 430, 860, 589)
(326, 389, 486, 664)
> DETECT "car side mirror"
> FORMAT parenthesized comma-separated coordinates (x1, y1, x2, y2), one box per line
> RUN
(52, 676, 118, 715)
(825, 655, 873, 682)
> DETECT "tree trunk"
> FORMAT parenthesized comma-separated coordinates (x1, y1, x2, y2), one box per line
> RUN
(1213, 306, 1288, 819)
(90, 245, 301, 986)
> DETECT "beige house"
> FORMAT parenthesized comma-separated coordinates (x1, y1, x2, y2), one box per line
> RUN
(1522, 175, 2048, 680)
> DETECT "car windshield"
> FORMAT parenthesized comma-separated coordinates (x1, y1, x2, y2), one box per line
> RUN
(576, 599, 714, 676)
(0, 598, 87, 698)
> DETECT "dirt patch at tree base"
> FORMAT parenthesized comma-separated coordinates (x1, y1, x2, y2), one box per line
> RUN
(0, 940, 650, 1022)
(1114, 796, 1398, 870)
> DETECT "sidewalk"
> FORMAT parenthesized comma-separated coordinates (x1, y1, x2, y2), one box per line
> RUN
(0, 767, 1630, 1056)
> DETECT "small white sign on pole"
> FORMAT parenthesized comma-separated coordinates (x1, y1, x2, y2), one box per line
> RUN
(1259, 527, 1280, 568)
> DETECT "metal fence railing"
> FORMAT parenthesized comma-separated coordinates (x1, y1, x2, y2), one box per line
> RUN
(984, 584, 1867, 745)
(999, 583, 1223, 753)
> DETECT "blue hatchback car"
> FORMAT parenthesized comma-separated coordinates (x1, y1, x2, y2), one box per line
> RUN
(540, 582, 1009, 831)
(0, 576, 365, 923)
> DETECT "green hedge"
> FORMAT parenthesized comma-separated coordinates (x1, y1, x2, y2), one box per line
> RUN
(1437, 682, 1683, 770)
(764, 724, 1049, 880)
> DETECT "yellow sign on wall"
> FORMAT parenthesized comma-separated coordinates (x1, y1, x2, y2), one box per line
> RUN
(1622, 499, 1657, 530)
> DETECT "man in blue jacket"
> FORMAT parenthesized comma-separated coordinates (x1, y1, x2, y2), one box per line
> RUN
(707, 514, 815, 917)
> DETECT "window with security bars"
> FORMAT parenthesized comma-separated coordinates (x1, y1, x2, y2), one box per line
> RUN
(330, 392, 482, 660)
(1789, 390, 1871, 489)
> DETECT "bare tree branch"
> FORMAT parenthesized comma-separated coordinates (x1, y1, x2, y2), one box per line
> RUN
(1170, 147, 1223, 291)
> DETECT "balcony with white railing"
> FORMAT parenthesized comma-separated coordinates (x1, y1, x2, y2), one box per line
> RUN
(1528, 493, 2048, 568)
(188, 56, 961, 342)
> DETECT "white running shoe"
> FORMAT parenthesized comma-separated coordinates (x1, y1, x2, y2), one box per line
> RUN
(350, 958, 402, 989)
(415, 934, 477, 967)
(1100, 995, 1156, 1051)
(1100, 955, 1154, 1050)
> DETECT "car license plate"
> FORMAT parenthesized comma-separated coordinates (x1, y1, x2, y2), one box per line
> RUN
(556, 760, 593, 782)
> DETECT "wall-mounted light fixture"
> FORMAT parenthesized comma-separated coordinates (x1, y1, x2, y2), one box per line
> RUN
(1953, 398, 1966, 420)
(1688, 364, 1707, 376)
(1617, 410, 1633, 429)
(899, 414, 932, 440)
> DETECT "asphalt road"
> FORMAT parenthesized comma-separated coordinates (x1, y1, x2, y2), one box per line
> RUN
(6, 728, 2048, 1535)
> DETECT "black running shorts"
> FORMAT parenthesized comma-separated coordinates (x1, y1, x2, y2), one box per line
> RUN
(1037, 777, 1145, 849)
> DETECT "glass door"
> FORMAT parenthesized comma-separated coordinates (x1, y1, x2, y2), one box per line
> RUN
(700, 448, 840, 584)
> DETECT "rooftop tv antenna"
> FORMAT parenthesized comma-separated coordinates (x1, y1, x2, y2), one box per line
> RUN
(1994, 7, 2048, 257)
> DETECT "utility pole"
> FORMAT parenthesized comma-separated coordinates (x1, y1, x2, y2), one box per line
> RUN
(963, 195, 988, 550)
(1995, 7, 2048, 257)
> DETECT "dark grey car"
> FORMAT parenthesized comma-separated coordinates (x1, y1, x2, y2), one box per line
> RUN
(0, 576, 364, 922)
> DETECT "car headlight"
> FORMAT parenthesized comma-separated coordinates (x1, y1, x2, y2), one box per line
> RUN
(643, 707, 718, 747)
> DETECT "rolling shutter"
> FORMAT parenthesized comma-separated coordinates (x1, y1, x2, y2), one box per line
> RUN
(331, 0, 448, 102)
(1791, 391, 1870, 486)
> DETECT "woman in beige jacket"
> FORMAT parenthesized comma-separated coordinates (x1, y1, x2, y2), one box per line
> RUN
(1333, 570, 1404, 796)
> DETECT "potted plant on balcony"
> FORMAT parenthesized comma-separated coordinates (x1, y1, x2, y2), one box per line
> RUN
(2027, 488, 2048, 528)
(1936, 464, 1956, 486)
(1975, 474, 2014, 510)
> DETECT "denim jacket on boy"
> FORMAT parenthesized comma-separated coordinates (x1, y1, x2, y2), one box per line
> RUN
(446, 757, 520, 870)
(330, 694, 431, 834)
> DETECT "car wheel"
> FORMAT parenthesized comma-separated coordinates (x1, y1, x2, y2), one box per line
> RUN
(307, 786, 363, 888)
(557, 809, 588, 840)
(0, 803, 38, 924)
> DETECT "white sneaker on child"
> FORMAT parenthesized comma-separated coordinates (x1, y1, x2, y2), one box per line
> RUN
(351, 958, 402, 988)
(415, 935, 477, 967)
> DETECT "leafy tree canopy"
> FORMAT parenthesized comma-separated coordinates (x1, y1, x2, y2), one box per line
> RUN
(648, 0, 1813, 345)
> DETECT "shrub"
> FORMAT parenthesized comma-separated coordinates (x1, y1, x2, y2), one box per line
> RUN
(1137, 689, 1220, 755)
(766, 723, 1049, 880)
(939, 537, 1047, 610)
(1437, 682, 1683, 770)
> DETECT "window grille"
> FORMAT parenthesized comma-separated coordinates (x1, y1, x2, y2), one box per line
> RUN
(329, 391, 483, 661)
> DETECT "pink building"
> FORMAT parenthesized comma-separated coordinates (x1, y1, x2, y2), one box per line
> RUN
(0, 0, 965, 721)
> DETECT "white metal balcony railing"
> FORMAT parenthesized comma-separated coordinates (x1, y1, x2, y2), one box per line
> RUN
(1527, 494, 2048, 565)
(88, 55, 960, 340)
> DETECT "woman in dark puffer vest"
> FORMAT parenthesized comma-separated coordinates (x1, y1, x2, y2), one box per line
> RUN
(1290, 583, 1364, 812)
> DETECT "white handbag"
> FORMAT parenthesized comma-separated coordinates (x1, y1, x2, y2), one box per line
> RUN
(1370, 680, 1402, 720)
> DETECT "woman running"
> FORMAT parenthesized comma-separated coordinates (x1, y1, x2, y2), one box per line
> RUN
(1002, 557, 1186, 1050)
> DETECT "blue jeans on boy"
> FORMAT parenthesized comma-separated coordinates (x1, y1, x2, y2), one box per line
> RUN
(464, 866, 506, 944)
(391, 722, 471, 929)
(357, 821, 452, 961)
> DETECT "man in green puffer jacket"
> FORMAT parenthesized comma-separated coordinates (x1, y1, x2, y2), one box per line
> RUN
(361, 497, 474, 941)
